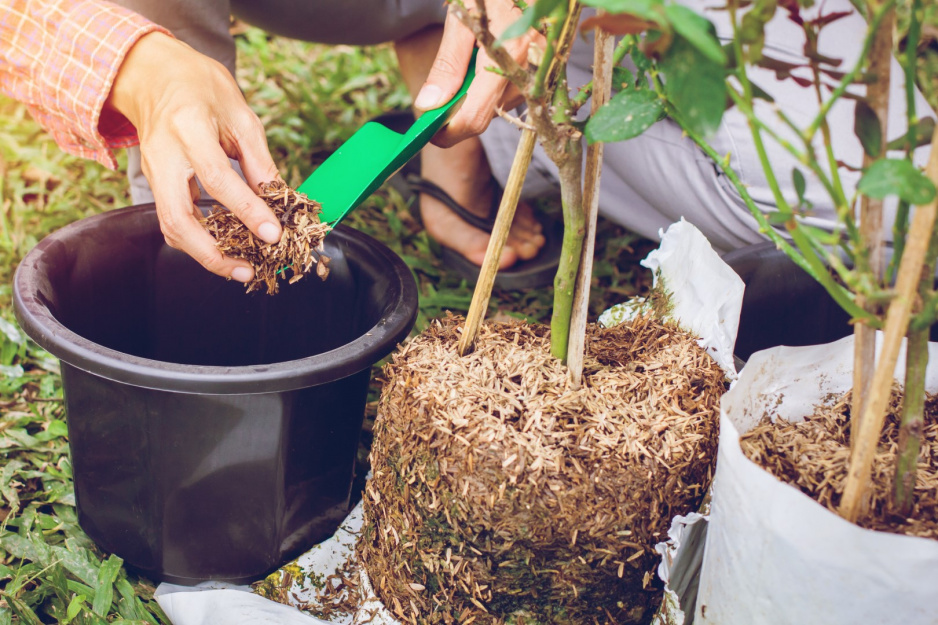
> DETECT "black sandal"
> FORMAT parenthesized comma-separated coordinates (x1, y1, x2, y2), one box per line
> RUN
(373, 110, 562, 291)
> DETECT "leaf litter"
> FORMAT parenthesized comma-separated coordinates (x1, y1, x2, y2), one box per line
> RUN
(201, 180, 331, 295)
(741, 387, 938, 539)
(360, 313, 728, 624)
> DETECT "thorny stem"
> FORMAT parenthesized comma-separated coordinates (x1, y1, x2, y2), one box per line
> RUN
(722, 0, 876, 325)
(669, 86, 875, 323)
(449, 0, 532, 93)
(452, 0, 587, 363)
(894, 31, 936, 506)
(893, 230, 937, 514)
(804, 0, 897, 144)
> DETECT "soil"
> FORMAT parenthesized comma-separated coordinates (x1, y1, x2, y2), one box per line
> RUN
(361, 313, 728, 624)
(740, 388, 938, 539)
(201, 180, 330, 294)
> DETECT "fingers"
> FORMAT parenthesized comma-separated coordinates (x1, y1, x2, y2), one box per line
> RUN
(224, 108, 283, 193)
(185, 132, 282, 246)
(413, 9, 477, 112)
(145, 147, 255, 282)
(430, 3, 539, 147)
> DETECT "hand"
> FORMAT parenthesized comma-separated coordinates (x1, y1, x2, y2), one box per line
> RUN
(105, 32, 282, 283)
(413, 0, 541, 147)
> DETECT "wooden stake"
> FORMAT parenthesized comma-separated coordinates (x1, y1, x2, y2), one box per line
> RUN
(840, 129, 938, 522)
(851, 4, 894, 446)
(567, 24, 615, 388)
(458, 127, 537, 356)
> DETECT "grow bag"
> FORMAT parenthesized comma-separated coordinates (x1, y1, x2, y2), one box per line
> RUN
(695, 335, 938, 623)
(13, 202, 417, 584)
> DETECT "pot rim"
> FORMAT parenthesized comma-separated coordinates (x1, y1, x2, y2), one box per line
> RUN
(13, 204, 417, 394)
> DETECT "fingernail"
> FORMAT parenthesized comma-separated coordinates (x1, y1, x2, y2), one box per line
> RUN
(231, 266, 253, 283)
(414, 84, 443, 111)
(258, 222, 281, 244)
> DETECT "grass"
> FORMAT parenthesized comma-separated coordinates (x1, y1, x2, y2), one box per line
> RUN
(0, 29, 652, 624)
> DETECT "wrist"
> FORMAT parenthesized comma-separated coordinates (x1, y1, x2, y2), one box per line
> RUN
(106, 31, 179, 126)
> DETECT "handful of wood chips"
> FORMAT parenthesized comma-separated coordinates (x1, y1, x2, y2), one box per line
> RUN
(201, 181, 331, 295)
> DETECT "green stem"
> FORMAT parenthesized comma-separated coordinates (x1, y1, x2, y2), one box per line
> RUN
(551, 151, 585, 362)
(894, 327, 928, 515)
(894, 224, 938, 514)
(804, 0, 897, 143)
(572, 37, 632, 110)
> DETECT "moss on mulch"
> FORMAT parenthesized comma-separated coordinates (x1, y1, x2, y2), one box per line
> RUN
(361, 313, 728, 624)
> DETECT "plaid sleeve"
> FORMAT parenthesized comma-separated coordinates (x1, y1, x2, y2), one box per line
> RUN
(0, 0, 171, 169)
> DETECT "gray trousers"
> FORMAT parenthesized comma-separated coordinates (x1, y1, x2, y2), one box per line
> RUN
(119, 0, 933, 254)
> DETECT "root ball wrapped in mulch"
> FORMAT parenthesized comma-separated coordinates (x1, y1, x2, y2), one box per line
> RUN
(361, 314, 728, 624)
(201, 180, 331, 295)
(741, 387, 938, 539)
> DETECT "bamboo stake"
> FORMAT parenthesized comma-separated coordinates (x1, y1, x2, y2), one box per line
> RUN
(567, 23, 614, 388)
(840, 129, 938, 522)
(458, 127, 537, 356)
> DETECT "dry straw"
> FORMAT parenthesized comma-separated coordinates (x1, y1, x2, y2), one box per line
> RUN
(201, 180, 331, 295)
(741, 387, 938, 539)
(362, 314, 727, 624)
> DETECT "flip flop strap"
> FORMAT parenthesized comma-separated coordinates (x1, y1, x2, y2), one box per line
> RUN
(405, 173, 497, 234)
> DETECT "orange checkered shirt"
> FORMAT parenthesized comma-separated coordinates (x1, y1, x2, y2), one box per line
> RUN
(1, 0, 170, 169)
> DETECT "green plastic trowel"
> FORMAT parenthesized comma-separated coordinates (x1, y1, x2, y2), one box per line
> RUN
(297, 57, 476, 227)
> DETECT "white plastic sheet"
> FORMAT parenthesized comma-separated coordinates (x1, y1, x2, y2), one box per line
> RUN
(695, 334, 938, 624)
(156, 219, 744, 624)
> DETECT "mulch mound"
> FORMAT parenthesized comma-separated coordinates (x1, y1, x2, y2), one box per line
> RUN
(740, 388, 938, 539)
(361, 313, 728, 624)
(201, 180, 331, 294)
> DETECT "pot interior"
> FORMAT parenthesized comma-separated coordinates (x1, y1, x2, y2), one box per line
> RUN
(30, 207, 388, 367)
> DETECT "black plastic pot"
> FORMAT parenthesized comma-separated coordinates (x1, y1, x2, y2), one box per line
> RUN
(724, 242, 936, 362)
(13, 202, 417, 584)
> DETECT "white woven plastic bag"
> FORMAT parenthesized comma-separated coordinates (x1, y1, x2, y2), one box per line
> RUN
(695, 334, 938, 624)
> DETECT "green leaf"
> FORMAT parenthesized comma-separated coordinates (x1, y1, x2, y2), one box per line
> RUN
(664, 5, 726, 66)
(0, 533, 36, 561)
(0, 606, 11, 625)
(0, 460, 25, 511)
(854, 99, 882, 158)
(63, 594, 87, 624)
(858, 159, 937, 205)
(612, 66, 635, 90)
(499, 0, 564, 42)
(585, 88, 664, 144)
(50, 545, 98, 586)
(581, 0, 664, 23)
(92, 554, 123, 616)
(3, 595, 43, 625)
(659, 35, 727, 137)
(792, 168, 807, 203)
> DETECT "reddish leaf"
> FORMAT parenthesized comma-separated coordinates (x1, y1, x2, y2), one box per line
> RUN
(581, 13, 659, 34)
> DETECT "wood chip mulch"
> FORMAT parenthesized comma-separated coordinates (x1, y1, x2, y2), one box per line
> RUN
(201, 180, 331, 295)
(740, 387, 938, 539)
(361, 313, 728, 624)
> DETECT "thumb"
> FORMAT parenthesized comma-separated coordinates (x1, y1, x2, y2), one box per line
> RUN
(413, 10, 476, 112)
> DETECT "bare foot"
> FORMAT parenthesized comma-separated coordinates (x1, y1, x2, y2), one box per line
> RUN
(418, 136, 546, 269)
